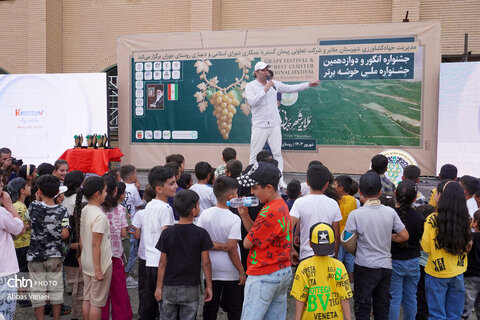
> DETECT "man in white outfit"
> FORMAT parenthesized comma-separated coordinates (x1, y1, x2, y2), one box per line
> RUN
(244, 61, 320, 188)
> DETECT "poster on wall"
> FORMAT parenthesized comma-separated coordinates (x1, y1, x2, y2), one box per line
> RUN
(437, 62, 480, 176)
(0, 73, 107, 165)
(130, 38, 423, 149)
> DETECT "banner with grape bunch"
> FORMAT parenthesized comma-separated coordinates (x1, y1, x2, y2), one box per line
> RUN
(131, 57, 255, 144)
(131, 38, 423, 148)
(193, 57, 252, 140)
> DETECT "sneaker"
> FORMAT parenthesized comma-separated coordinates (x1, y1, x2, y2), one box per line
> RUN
(126, 275, 138, 288)
(50, 304, 71, 317)
(60, 304, 71, 316)
(18, 300, 32, 308)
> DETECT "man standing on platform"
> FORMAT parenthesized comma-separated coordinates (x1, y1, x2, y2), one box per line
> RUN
(244, 62, 320, 189)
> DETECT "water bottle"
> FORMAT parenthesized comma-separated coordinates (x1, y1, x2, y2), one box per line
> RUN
(226, 196, 260, 208)
(344, 230, 353, 240)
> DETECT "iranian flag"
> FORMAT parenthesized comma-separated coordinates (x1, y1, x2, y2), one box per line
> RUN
(167, 84, 178, 101)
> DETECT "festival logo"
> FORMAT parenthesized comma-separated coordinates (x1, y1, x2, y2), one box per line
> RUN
(281, 92, 298, 106)
(380, 149, 418, 186)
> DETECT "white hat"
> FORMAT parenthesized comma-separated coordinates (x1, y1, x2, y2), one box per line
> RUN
(55, 185, 68, 198)
(254, 61, 270, 71)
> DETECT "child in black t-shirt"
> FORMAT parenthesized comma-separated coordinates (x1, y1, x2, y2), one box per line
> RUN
(389, 181, 425, 320)
(154, 189, 213, 320)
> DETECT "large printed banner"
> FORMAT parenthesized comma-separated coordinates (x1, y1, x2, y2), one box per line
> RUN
(131, 39, 422, 148)
(118, 23, 440, 174)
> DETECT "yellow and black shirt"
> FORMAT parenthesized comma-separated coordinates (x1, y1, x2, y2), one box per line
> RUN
(421, 213, 467, 278)
(291, 256, 352, 320)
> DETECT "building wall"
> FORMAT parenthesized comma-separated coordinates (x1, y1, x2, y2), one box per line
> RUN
(0, 0, 478, 72)
(220, 0, 392, 29)
(46, 0, 63, 73)
(420, 0, 480, 55)
(0, 1, 32, 73)
(62, 0, 192, 73)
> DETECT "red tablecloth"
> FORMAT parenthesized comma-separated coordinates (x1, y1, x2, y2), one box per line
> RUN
(58, 148, 124, 175)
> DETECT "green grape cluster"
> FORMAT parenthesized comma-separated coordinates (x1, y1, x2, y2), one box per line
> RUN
(209, 91, 240, 140)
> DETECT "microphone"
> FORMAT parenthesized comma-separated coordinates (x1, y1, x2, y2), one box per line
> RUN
(266, 76, 277, 90)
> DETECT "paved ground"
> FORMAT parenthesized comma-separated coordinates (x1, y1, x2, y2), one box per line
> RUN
(12, 265, 297, 319)
(13, 172, 443, 319)
(12, 265, 342, 320)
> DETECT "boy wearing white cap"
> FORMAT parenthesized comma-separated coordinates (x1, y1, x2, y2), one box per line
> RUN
(291, 222, 352, 320)
(244, 61, 320, 188)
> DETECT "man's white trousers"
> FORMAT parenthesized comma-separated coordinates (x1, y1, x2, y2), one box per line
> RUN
(248, 125, 284, 174)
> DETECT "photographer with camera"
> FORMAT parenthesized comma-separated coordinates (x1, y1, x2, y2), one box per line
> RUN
(0, 147, 23, 186)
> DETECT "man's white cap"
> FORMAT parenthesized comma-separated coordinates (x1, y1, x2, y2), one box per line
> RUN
(254, 61, 270, 71)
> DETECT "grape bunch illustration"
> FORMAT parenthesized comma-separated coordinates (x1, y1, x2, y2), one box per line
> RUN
(194, 57, 253, 140)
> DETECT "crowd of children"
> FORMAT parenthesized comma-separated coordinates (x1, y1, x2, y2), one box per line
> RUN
(1, 145, 480, 320)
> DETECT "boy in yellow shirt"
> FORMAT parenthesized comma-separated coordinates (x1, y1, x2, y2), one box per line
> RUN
(332, 175, 357, 282)
(291, 223, 352, 320)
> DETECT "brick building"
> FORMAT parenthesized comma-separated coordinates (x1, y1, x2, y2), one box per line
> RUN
(0, 0, 479, 75)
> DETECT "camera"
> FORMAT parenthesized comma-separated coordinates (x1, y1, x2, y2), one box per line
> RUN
(11, 158, 23, 166)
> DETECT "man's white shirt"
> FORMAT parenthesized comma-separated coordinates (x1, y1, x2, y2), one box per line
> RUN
(245, 79, 309, 128)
